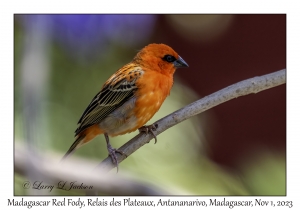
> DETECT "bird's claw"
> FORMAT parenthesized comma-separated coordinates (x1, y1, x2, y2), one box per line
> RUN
(138, 124, 158, 144)
(107, 146, 127, 172)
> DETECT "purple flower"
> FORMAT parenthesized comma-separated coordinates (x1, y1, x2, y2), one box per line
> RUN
(18, 14, 157, 60)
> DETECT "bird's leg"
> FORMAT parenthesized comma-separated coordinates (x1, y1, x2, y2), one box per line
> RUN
(104, 133, 126, 172)
(138, 124, 158, 144)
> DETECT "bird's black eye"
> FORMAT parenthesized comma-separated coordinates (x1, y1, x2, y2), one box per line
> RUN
(163, 55, 176, 63)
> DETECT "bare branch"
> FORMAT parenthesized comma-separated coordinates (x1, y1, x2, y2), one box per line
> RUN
(98, 69, 286, 171)
(15, 143, 168, 195)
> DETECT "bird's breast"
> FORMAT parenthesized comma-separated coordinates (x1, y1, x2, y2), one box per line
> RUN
(134, 71, 173, 127)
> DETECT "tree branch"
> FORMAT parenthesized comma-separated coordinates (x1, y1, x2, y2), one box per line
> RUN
(14, 143, 168, 195)
(98, 69, 286, 171)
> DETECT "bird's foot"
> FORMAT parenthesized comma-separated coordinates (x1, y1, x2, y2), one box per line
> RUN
(138, 124, 158, 144)
(107, 144, 127, 172)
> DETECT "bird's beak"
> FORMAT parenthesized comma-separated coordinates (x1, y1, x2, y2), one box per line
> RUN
(173, 56, 189, 68)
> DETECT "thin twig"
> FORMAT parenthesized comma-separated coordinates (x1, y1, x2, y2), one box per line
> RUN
(98, 69, 286, 171)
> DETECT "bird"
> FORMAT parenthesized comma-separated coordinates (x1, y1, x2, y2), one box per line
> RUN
(62, 43, 188, 170)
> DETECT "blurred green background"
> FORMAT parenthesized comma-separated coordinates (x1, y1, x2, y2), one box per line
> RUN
(14, 14, 286, 195)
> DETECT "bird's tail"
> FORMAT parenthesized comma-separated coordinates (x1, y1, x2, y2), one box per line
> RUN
(61, 124, 104, 161)
(61, 135, 86, 161)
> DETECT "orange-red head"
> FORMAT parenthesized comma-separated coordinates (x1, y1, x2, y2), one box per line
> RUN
(133, 43, 188, 76)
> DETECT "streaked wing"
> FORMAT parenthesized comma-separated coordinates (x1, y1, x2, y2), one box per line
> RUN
(75, 64, 143, 136)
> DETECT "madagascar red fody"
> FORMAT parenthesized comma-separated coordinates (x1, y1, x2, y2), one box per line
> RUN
(62, 43, 188, 169)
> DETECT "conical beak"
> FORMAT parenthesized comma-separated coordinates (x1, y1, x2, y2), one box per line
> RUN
(173, 56, 189, 68)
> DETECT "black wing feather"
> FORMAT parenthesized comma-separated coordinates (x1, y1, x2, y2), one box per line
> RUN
(75, 78, 138, 136)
